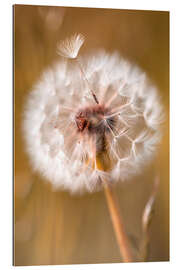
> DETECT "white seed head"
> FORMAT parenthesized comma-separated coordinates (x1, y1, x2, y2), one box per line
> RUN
(23, 47, 164, 194)
(57, 33, 85, 59)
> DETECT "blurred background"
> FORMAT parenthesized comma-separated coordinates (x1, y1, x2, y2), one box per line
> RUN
(14, 5, 169, 266)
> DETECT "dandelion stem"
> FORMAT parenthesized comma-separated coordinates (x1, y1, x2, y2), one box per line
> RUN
(96, 156, 133, 262)
(104, 184, 133, 262)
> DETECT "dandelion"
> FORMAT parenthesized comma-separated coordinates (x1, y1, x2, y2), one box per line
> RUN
(23, 33, 164, 262)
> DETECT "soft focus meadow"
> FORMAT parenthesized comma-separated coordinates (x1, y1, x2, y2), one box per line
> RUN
(14, 5, 169, 265)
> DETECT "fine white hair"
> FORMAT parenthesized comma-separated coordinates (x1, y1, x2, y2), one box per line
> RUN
(23, 45, 164, 194)
(57, 33, 85, 59)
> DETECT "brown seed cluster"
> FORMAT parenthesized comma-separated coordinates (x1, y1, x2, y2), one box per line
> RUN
(75, 104, 116, 135)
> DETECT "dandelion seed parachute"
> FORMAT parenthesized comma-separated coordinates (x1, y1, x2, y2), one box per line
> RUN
(57, 33, 85, 59)
(23, 39, 163, 194)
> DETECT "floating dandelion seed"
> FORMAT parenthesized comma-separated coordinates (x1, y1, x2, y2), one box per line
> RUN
(23, 33, 164, 262)
(57, 33, 85, 59)
(23, 34, 163, 194)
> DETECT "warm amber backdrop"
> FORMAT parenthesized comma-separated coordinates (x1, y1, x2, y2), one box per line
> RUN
(14, 5, 169, 266)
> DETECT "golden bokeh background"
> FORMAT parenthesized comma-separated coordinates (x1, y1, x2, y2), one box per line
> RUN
(14, 5, 169, 266)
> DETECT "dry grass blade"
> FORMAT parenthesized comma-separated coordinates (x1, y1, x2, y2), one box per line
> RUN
(139, 175, 159, 261)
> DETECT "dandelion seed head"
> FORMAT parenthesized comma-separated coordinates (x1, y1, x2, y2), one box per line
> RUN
(23, 37, 164, 194)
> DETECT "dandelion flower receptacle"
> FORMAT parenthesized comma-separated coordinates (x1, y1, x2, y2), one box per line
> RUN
(23, 34, 163, 194)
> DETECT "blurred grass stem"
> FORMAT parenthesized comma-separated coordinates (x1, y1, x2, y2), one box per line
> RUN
(139, 175, 159, 261)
